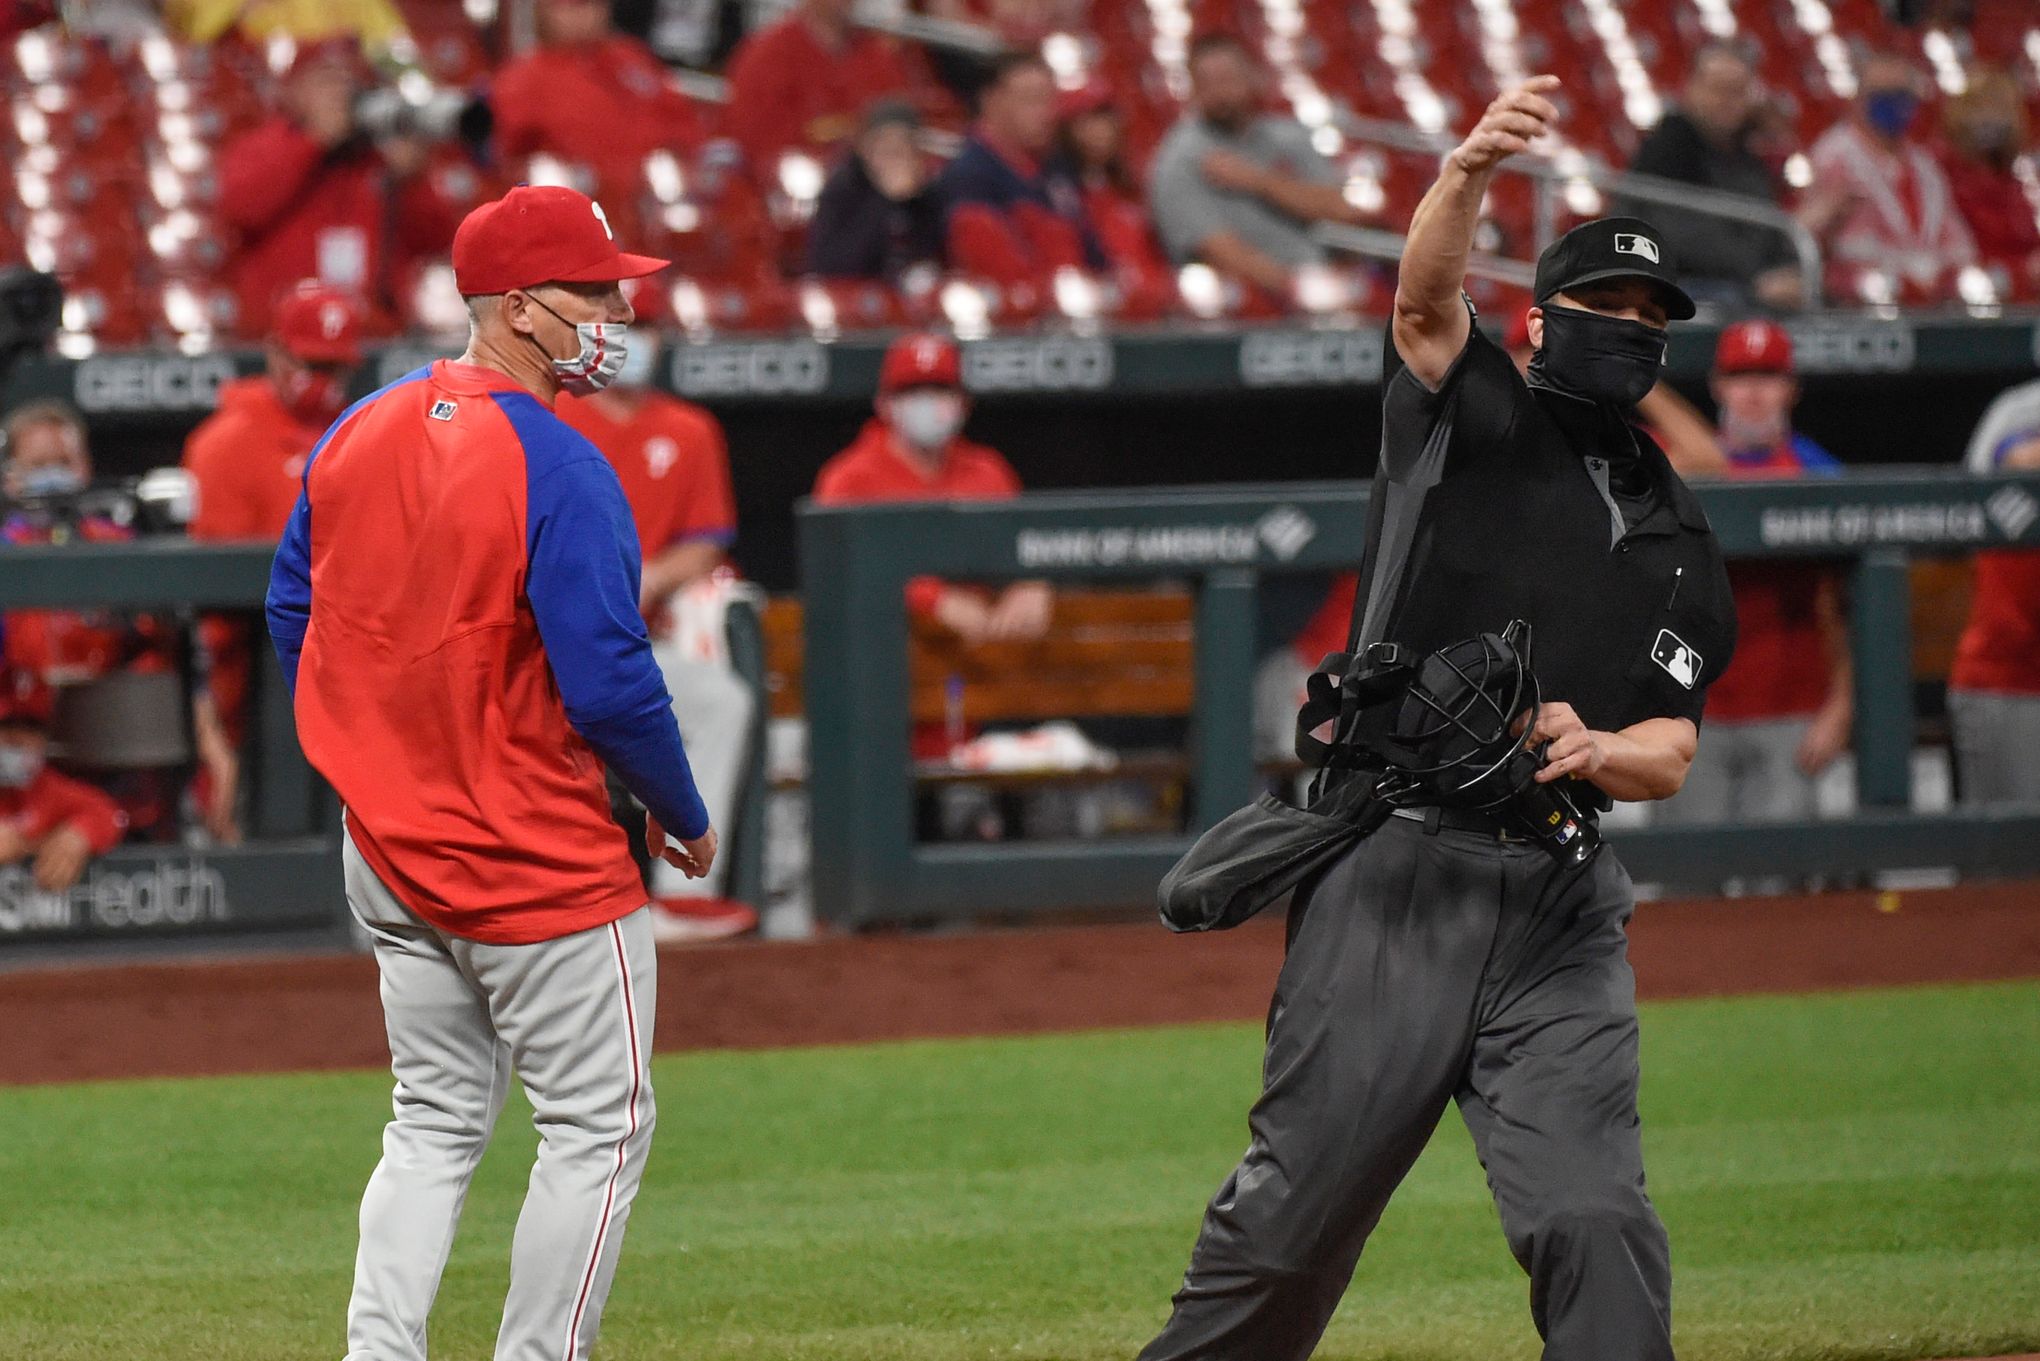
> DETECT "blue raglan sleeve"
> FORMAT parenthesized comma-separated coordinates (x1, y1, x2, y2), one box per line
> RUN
(523, 444, 711, 842)
(265, 488, 314, 695)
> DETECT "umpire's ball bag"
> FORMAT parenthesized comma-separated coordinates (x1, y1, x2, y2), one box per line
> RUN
(1156, 771, 1387, 933)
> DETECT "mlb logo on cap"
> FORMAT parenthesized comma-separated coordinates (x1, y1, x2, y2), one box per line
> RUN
(1613, 233, 1661, 264)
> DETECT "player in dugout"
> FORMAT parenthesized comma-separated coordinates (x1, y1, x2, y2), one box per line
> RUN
(556, 334, 757, 936)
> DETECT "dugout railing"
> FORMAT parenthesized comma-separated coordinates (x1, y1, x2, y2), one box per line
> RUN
(798, 472, 2040, 928)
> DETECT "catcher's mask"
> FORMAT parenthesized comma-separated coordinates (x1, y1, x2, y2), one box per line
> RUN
(1369, 620, 1600, 866)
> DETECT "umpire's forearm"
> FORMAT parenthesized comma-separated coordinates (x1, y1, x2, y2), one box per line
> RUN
(1394, 162, 1490, 331)
(1587, 718, 1698, 802)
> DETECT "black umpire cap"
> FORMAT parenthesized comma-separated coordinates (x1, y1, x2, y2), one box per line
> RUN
(1533, 216, 1697, 321)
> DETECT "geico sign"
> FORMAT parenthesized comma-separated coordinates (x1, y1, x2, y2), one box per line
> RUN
(73, 355, 240, 413)
(963, 338, 1114, 392)
(675, 341, 829, 397)
(0, 859, 229, 935)
(1239, 330, 1384, 387)
(1785, 322, 1915, 373)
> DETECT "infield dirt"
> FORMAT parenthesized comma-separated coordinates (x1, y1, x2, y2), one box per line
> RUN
(3, 878, 2037, 1086)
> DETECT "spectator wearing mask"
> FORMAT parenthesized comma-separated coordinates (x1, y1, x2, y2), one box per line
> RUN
(813, 333, 1053, 660)
(491, 0, 711, 207)
(724, 0, 939, 178)
(1655, 320, 1851, 831)
(1052, 82, 1174, 315)
(1939, 69, 2040, 301)
(1148, 33, 1373, 300)
(805, 100, 945, 283)
(1626, 44, 1804, 310)
(555, 335, 755, 934)
(0, 404, 200, 842)
(218, 39, 466, 334)
(938, 54, 1105, 289)
(1950, 377, 2040, 804)
(0, 683, 127, 894)
(1802, 52, 1976, 304)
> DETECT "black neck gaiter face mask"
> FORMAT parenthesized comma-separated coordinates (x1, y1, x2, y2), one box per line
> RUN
(1527, 304, 1668, 410)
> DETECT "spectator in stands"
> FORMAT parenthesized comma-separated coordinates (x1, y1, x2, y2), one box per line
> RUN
(1147, 33, 1372, 300)
(1801, 51, 1976, 304)
(555, 335, 756, 934)
(1626, 43, 1804, 311)
(1950, 375, 2040, 804)
(724, 0, 936, 178)
(491, 0, 711, 206)
(805, 100, 945, 283)
(1939, 69, 2040, 300)
(0, 682, 126, 893)
(938, 54, 1105, 289)
(0, 403, 202, 842)
(218, 39, 466, 334)
(1052, 82, 1174, 315)
(813, 332, 1053, 652)
(1656, 321, 1852, 831)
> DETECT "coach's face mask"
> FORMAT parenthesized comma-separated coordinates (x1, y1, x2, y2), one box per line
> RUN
(889, 390, 966, 451)
(529, 296, 630, 396)
(1530, 304, 1667, 410)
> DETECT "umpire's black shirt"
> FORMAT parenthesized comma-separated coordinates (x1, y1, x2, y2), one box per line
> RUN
(1353, 315, 1736, 734)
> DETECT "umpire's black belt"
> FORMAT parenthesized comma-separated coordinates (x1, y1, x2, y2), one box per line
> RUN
(1390, 805, 1531, 843)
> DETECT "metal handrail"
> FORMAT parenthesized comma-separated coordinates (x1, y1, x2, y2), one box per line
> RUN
(864, 11, 1009, 56)
(1312, 222, 1538, 288)
(1333, 110, 1822, 303)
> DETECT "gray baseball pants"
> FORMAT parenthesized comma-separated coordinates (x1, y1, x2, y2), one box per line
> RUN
(1141, 815, 1671, 1361)
(342, 833, 658, 1361)
(1949, 688, 2040, 804)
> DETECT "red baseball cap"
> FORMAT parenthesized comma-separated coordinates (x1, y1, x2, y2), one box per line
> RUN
(452, 185, 670, 296)
(1714, 318, 1794, 376)
(273, 281, 364, 364)
(1056, 81, 1116, 124)
(879, 332, 962, 393)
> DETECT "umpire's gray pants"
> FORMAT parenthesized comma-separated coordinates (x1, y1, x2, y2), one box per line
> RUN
(1141, 816, 1670, 1361)
(342, 833, 658, 1361)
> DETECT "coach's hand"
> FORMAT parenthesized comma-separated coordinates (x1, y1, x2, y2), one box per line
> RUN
(1449, 75, 1561, 177)
(647, 815, 719, 880)
(1522, 701, 1609, 783)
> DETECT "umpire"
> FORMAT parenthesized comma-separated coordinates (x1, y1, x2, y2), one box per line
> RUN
(1141, 77, 1735, 1361)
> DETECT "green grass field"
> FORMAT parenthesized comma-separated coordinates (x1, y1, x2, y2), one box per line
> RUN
(2, 981, 2037, 1361)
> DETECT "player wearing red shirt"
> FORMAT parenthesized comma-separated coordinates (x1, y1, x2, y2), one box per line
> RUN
(1949, 389, 2040, 804)
(182, 283, 366, 843)
(491, 0, 710, 216)
(0, 686, 127, 894)
(559, 347, 756, 924)
(724, 0, 940, 175)
(217, 41, 465, 335)
(268, 186, 711, 1361)
(1656, 321, 1852, 832)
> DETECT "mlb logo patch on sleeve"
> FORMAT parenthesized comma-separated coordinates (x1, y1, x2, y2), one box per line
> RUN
(429, 400, 458, 421)
(1652, 629, 1701, 689)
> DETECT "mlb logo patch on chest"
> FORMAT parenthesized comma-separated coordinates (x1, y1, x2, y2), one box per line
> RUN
(429, 400, 458, 421)
(1652, 629, 1701, 689)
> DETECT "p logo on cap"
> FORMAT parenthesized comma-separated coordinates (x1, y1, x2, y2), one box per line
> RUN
(1614, 233, 1661, 264)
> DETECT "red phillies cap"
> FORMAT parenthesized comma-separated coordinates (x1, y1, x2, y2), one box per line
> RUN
(1714, 318, 1794, 376)
(452, 185, 670, 296)
(879, 332, 962, 393)
(1056, 80, 1116, 124)
(273, 281, 364, 364)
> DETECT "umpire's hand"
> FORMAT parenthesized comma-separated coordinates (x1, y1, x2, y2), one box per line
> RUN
(1448, 75, 1561, 177)
(1522, 701, 1609, 783)
(647, 815, 719, 880)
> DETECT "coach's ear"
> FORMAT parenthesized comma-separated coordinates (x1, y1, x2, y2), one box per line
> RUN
(501, 289, 539, 338)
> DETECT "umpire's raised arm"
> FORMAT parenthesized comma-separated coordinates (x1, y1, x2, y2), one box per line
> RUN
(1393, 76, 1561, 389)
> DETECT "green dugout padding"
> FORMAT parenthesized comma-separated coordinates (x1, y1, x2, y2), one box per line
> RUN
(799, 471, 2040, 927)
